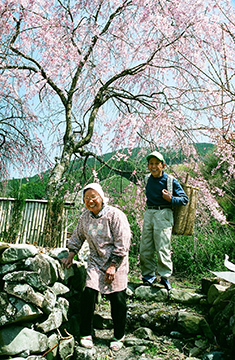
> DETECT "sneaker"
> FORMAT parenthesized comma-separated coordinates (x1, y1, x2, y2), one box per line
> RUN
(110, 335, 125, 351)
(142, 275, 156, 285)
(160, 277, 172, 291)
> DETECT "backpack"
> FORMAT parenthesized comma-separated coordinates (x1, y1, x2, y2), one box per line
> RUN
(167, 174, 199, 235)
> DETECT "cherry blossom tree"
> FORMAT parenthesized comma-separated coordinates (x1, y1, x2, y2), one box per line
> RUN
(0, 0, 235, 210)
(0, 92, 46, 178)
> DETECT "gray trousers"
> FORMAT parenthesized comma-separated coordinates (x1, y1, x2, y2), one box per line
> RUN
(140, 208, 173, 279)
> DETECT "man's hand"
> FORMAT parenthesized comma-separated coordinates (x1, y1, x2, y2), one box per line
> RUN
(61, 251, 76, 269)
(162, 189, 172, 202)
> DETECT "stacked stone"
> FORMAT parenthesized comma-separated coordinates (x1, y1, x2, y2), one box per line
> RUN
(130, 279, 235, 358)
(207, 281, 235, 353)
(0, 243, 86, 360)
(0, 242, 234, 359)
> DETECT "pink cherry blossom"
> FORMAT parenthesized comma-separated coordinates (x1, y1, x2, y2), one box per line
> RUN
(0, 0, 235, 224)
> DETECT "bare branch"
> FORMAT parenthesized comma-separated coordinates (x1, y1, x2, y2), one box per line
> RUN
(0, 134, 5, 148)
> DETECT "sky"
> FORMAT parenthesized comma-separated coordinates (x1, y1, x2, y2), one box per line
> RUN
(6, 0, 235, 181)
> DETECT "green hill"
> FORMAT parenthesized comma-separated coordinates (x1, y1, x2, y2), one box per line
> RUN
(1, 143, 214, 200)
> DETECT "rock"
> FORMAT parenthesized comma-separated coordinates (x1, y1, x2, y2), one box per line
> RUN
(169, 288, 205, 304)
(43, 254, 63, 282)
(25, 254, 59, 284)
(200, 317, 214, 339)
(3, 270, 48, 291)
(189, 346, 201, 357)
(4, 283, 45, 309)
(9, 296, 42, 324)
(133, 327, 155, 341)
(51, 282, 69, 295)
(195, 338, 209, 350)
(0, 244, 38, 264)
(47, 333, 59, 360)
(207, 284, 228, 305)
(42, 288, 57, 314)
(0, 260, 25, 275)
(0, 326, 48, 356)
(202, 351, 225, 359)
(73, 344, 96, 359)
(127, 302, 176, 332)
(0, 292, 17, 326)
(213, 285, 235, 308)
(48, 248, 69, 260)
(133, 345, 147, 354)
(124, 337, 155, 346)
(56, 297, 69, 321)
(0, 242, 10, 254)
(177, 311, 202, 335)
(169, 331, 183, 338)
(201, 277, 220, 295)
(58, 336, 75, 360)
(36, 308, 63, 333)
(12, 358, 47, 360)
(135, 285, 168, 301)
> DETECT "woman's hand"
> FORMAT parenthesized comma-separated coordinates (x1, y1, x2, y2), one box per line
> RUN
(105, 263, 116, 284)
(61, 251, 76, 269)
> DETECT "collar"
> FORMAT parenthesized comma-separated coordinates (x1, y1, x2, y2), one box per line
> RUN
(90, 204, 109, 218)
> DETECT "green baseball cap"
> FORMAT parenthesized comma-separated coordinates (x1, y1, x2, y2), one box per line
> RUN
(146, 151, 165, 163)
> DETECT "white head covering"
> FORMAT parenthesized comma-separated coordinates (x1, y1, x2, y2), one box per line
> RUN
(82, 183, 109, 204)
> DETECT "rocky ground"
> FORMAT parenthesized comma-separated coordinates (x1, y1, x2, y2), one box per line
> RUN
(1, 245, 232, 360)
(72, 275, 231, 360)
(90, 328, 189, 360)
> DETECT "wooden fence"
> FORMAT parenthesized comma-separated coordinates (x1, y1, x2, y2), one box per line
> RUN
(0, 198, 75, 247)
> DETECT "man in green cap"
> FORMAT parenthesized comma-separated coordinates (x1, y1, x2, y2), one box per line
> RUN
(140, 150, 188, 290)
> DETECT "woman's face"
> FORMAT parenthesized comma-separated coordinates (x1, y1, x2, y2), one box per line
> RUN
(83, 189, 103, 215)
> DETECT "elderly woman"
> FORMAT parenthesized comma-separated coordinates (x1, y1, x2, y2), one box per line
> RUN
(62, 183, 131, 351)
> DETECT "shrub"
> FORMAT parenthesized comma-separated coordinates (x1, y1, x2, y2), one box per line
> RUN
(171, 221, 235, 280)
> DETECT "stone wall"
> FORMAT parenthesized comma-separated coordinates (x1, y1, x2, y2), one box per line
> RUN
(205, 278, 235, 354)
(0, 243, 87, 360)
(0, 242, 234, 360)
(129, 278, 235, 358)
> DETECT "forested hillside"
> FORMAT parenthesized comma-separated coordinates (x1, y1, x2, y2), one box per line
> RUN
(2, 143, 214, 200)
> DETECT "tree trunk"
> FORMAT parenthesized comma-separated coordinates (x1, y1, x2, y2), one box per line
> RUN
(46, 142, 74, 197)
